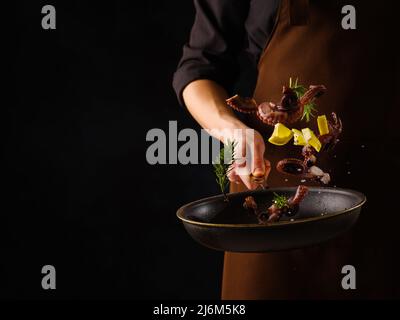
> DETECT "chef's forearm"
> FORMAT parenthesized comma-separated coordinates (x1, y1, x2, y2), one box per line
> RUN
(182, 79, 247, 141)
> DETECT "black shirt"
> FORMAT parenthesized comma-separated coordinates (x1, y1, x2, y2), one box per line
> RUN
(172, 0, 280, 106)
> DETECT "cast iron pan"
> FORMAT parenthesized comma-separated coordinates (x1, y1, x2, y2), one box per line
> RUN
(177, 187, 366, 252)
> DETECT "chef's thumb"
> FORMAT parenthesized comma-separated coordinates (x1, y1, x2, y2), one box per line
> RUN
(252, 152, 266, 177)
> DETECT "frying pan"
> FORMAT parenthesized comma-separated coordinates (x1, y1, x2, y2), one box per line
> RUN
(177, 187, 366, 252)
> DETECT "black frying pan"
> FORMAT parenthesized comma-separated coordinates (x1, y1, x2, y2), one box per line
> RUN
(177, 187, 366, 252)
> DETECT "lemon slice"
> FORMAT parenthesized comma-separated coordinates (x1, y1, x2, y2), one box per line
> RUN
(268, 123, 293, 146)
(302, 128, 322, 152)
(317, 115, 330, 136)
(292, 128, 306, 146)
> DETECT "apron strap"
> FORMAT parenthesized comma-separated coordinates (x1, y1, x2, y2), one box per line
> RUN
(289, 0, 310, 26)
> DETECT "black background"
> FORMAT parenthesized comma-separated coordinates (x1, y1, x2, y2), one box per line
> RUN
(7, 0, 400, 300)
(7, 0, 224, 299)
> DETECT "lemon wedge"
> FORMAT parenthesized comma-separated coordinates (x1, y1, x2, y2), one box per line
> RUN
(317, 115, 330, 136)
(292, 128, 306, 146)
(268, 123, 294, 146)
(302, 128, 322, 152)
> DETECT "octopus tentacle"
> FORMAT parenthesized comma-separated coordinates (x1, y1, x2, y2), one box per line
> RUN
(285, 185, 309, 217)
(227, 84, 326, 126)
(266, 185, 309, 222)
(288, 185, 309, 206)
(226, 94, 258, 114)
(299, 85, 326, 106)
(276, 158, 330, 184)
(276, 158, 314, 179)
(279, 86, 299, 111)
(286, 104, 304, 124)
(302, 145, 317, 167)
(243, 196, 258, 213)
(329, 112, 342, 135)
(243, 186, 310, 224)
(243, 196, 269, 223)
(319, 112, 343, 150)
(256, 102, 288, 125)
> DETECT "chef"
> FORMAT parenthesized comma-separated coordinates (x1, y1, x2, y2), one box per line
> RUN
(173, 0, 397, 299)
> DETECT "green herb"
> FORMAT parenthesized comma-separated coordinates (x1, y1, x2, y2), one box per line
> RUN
(289, 77, 317, 122)
(301, 101, 317, 122)
(272, 192, 289, 209)
(213, 140, 236, 200)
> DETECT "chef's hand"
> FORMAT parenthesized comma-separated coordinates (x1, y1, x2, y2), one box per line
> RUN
(227, 129, 271, 190)
(182, 79, 271, 189)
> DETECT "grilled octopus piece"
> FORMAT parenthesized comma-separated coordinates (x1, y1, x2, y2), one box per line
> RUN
(276, 157, 331, 184)
(226, 85, 326, 126)
(318, 112, 343, 151)
(302, 145, 317, 167)
(243, 196, 258, 212)
(243, 196, 269, 223)
(276, 158, 313, 178)
(267, 185, 309, 222)
(243, 186, 309, 224)
(301, 112, 342, 164)
(226, 95, 258, 114)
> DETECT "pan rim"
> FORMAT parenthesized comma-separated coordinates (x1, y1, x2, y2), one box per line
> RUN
(176, 187, 366, 228)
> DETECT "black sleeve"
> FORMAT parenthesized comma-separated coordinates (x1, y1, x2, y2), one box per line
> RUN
(172, 0, 250, 106)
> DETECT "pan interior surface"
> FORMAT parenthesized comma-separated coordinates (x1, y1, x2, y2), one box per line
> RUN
(178, 187, 366, 227)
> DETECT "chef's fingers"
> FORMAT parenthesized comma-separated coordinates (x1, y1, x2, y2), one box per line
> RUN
(229, 161, 255, 188)
(232, 128, 267, 190)
(252, 155, 265, 178)
(248, 159, 271, 188)
(251, 137, 266, 177)
(264, 159, 272, 180)
(233, 139, 247, 168)
(261, 159, 272, 187)
(227, 164, 241, 184)
(240, 171, 259, 190)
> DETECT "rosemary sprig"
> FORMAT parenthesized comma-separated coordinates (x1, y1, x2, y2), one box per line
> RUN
(272, 192, 289, 209)
(213, 140, 236, 200)
(301, 102, 317, 122)
(289, 77, 317, 122)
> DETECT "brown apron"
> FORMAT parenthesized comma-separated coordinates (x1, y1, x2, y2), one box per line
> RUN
(222, 0, 398, 299)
